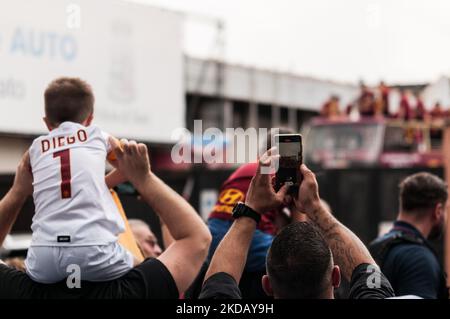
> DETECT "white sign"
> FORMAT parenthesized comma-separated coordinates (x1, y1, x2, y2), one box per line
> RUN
(0, 0, 184, 143)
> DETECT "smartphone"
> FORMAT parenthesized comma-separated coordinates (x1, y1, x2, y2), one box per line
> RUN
(275, 134, 303, 192)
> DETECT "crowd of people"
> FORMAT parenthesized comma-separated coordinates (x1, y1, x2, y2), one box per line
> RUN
(0, 139, 396, 299)
(320, 81, 450, 122)
(0, 77, 448, 299)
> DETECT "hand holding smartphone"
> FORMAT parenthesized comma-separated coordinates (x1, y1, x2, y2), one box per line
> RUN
(274, 134, 303, 193)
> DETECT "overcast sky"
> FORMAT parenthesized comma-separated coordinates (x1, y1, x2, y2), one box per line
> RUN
(131, 0, 450, 85)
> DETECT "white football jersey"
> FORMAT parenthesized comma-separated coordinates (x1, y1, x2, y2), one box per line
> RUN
(29, 121, 125, 246)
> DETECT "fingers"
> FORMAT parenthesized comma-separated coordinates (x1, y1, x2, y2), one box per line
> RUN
(138, 143, 148, 156)
(259, 147, 278, 165)
(128, 140, 138, 155)
(118, 139, 140, 156)
(258, 152, 271, 169)
(300, 164, 315, 181)
(258, 154, 279, 175)
(276, 183, 290, 201)
(110, 137, 124, 159)
(111, 138, 147, 165)
(260, 146, 277, 161)
(256, 155, 279, 187)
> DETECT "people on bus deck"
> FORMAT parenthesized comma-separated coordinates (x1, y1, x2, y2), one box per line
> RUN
(412, 92, 428, 121)
(396, 90, 412, 121)
(378, 81, 390, 117)
(369, 172, 448, 299)
(320, 95, 341, 119)
(429, 102, 446, 119)
(358, 83, 376, 117)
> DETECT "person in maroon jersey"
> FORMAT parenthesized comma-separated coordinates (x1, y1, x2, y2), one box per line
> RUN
(396, 89, 412, 121)
(208, 162, 277, 238)
(430, 102, 446, 119)
(358, 83, 376, 117)
(412, 92, 427, 121)
(378, 81, 390, 117)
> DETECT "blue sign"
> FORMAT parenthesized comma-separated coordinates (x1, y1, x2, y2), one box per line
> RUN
(9, 27, 77, 61)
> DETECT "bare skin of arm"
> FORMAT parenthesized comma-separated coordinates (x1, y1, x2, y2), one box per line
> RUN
(293, 164, 376, 281)
(105, 169, 126, 189)
(110, 138, 211, 294)
(160, 220, 175, 249)
(203, 149, 288, 284)
(0, 152, 33, 247)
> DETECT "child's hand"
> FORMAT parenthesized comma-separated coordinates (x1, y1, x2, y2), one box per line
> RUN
(107, 137, 124, 168)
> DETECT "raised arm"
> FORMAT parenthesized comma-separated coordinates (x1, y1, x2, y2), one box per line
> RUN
(293, 164, 376, 281)
(203, 149, 288, 284)
(0, 152, 33, 246)
(110, 138, 211, 294)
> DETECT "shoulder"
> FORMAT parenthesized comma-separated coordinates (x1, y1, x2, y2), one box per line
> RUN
(85, 124, 104, 136)
(385, 243, 440, 285)
(29, 134, 47, 150)
(388, 243, 438, 268)
(84, 126, 110, 149)
(348, 263, 395, 299)
(118, 258, 179, 299)
(199, 272, 242, 299)
(29, 134, 49, 162)
(92, 127, 112, 143)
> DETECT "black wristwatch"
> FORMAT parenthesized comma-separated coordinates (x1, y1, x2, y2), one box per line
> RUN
(232, 202, 261, 224)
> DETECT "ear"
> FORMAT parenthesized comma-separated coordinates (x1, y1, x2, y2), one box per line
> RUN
(433, 202, 444, 222)
(83, 113, 94, 126)
(262, 275, 273, 297)
(331, 265, 341, 288)
(43, 117, 54, 131)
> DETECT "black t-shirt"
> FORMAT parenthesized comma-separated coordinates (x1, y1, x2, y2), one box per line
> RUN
(0, 258, 178, 299)
(379, 222, 446, 299)
(199, 264, 395, 299)
(198, 272, 242, 299)
(347, 263, 395, 299)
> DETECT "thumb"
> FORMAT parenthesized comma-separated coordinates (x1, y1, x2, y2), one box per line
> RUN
(275, 183, 290, 202)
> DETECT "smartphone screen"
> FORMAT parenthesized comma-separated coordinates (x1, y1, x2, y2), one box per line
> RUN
(275, 134, 303, 190)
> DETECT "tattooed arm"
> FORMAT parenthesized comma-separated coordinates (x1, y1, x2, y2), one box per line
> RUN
(293, 164, 376, 281)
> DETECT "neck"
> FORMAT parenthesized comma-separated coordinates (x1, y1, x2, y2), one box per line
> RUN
(397, 212, 431, 238)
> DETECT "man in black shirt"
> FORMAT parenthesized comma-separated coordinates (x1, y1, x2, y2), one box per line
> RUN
(0, 139, 211, 299)
(200, 149, 394, 299)
(370, 172, 448, 299)
(0, 257, 178, 299)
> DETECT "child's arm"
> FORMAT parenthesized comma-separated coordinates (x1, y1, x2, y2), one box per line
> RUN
(0, 151, 32, 246)
(105, 169, 126, 189)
